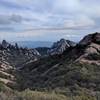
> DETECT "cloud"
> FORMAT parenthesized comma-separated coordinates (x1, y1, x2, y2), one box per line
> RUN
(53, 0, 81, 13)
(0, 0, 100, 41)
(0, 14, 22, 25)
(64, 15, 95, 29)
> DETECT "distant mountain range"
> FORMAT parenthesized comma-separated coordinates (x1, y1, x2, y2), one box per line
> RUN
(11, 41, 53, 48)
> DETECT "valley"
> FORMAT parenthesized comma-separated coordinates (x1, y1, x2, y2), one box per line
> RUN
(0, 32, 100, 100)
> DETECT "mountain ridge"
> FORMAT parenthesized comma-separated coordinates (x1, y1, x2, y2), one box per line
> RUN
(0, 32, 100, 99)
(48, 39, 76, 55)
(17, 32, 100, 93)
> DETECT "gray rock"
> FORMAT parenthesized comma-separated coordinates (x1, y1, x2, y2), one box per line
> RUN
(48, 39, 76, 55)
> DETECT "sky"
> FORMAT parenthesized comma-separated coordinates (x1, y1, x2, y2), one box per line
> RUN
(0, 0, 100, 42)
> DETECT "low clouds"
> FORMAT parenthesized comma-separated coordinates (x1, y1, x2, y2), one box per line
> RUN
(0, 0, 100, 41)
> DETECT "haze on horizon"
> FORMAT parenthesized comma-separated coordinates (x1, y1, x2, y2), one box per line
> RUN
(0, 0, 100, 42)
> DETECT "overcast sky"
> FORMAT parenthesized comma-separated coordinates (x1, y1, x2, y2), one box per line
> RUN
(0, 0, 100, 42)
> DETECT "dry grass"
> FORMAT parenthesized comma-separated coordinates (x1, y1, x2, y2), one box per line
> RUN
(0, 87, 97, 100)
(0, 89, 68, 100)
(17, 89, 68, 100)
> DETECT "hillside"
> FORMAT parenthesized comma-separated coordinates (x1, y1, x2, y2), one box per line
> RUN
(0, 33, 100, 100)
(0, 40, 40, 88)
(16, 32, 100, 99)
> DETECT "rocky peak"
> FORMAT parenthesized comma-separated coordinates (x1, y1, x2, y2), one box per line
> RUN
(48, 39, 76, 55)
(75, 32, 100, 65)
(0, 40, 41, 68)
(59, 38, 68, 44)
(52, 39, 70, 48)
(79, 32, 100, 45)
(2, 40, 9, 49)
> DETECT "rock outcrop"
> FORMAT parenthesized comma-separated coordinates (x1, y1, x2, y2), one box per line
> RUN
(48, 39, 76, 55)
(0, 40, 41, 87)
(76, 32, 100, 65)
(79, 32, 100, 45)
(0, 40, 41, 68)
